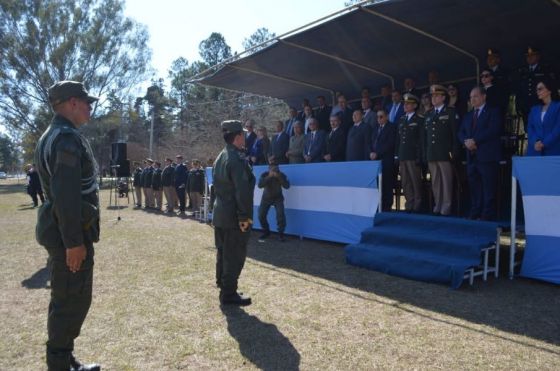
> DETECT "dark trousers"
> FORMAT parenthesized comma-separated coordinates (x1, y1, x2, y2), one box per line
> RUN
(381, 165, 395, 212)
(258, 198, 286, 233)
(29, 190, 45, 206)
(176, 186, 186, 212)
(46, 246, 94, 371)
(467, 160, 498, 220)
(215, 227, 250, 296)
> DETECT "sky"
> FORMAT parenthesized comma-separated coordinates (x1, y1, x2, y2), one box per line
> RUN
(123, 0, 349, 80)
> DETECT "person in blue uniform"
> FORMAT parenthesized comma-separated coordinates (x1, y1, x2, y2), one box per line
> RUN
(458, 86, 502, 220)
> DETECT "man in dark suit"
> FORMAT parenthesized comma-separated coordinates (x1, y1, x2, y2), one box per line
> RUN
(403, 77, 420, 97)
(284, 107, 298, 136)
(333, 94, 354, 134)
(515, 46, 556, 131)
(314, 95, 332, 133)
(362, 97, 375, 129)
(269, 121, 289, 164)
(346, 110, 371, 161)
(486, 48, 510, 99)
(303, 118, 326, 163)
(174, 155, 188, 215)
(375, 84, 392, 112)
(458, 86, 502, 220)
(370, 109, 397, 211)
(244, 119, 257, 154)
(388, 89, 405, 124)
(323, 114, 346, 162)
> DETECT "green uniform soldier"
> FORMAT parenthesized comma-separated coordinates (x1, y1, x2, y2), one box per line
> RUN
(35, 81, 101, 370)
(423, 85, 460, 216)
(257, 163, 290, 241)
(396, 94, 424, 212)
(213, 120, 256, 306)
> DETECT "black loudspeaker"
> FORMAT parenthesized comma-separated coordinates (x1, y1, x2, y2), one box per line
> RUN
(115, 160, 130, 177)
(111, 142, 127, 164)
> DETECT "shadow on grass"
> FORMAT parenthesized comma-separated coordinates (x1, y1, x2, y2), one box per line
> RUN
(221, 306, 300, 371)
(21, 265, 50, 289)
(246, 234, 560, 352)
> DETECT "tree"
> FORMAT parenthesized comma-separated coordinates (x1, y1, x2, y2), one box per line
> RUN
(242, 27, 276, 53)
(0, 133, 18, 171)
(0, 0, 151, 137)
(198, 32, 232, 67)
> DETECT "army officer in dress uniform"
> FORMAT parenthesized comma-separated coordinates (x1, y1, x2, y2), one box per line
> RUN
(35, 81, 101, 370)
(424, 85, 459, 216)
(213, 120, 256, 306)
(396, 94, 424, 213)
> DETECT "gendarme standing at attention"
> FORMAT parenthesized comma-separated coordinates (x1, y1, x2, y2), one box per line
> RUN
(35, 81, 101, 371)
(213, 120, 256, 306)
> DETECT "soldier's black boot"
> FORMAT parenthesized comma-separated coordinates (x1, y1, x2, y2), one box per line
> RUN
(220, 292, 251, 306)
(278, 231, 285, 242)
(259, 230, 270, 240)
(70, 354, 101, 371)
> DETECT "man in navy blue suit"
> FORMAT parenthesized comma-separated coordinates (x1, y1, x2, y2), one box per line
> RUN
(303, 118, 326, 163)
(269, 120, 289, 164)
(388, 89, 405, 124)
(244, 119, 257, 155)
(346, 110, 371, 161)
(458, 86, 502, 220)
(370, 109, 398, 211)
(323, 114, 346, 162)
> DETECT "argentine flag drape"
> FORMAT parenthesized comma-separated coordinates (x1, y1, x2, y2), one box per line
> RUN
(513, 156, 560, 284)
(207, 161, 380, 244)
(252, 161, 380, 243)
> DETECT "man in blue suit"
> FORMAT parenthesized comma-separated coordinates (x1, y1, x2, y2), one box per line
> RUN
(244, 119, 257, 155)
(284, 107, 298, 136)
(388, 89, 405, 124)
(370, 109, 397, 211)
(458, 86, 502, 220)
(323, 114, 346, 162)
(269, 120, 290, 164)
(346, 110, 372, 161)
(303, 118, 326, 163)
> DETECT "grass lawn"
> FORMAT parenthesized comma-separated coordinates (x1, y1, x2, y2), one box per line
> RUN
(1, 178, 559, 370)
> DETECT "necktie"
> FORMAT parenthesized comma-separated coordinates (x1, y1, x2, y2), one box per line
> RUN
(472, 109, 479, 130)
(390, 104, 397, 122)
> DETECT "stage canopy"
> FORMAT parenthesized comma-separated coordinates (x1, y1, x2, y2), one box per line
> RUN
(192, 0, 560, 107)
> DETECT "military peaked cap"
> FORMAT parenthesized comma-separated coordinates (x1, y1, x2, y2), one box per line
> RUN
(48, 80, 99, 107)
(221, 120, 243, 134)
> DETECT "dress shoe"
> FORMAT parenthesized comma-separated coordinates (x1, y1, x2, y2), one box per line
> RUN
(70, 355, 101, 371)
(259, 231, 270, 240)
(220, 292, 251, 306)
(278, 232, 286, 242)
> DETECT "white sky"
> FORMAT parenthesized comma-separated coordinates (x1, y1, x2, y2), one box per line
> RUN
(124, 0, 348, 79)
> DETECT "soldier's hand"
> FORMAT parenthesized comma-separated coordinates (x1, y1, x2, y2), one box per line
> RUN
(239, 221, 250, 232)
(66, 245, 87, 273)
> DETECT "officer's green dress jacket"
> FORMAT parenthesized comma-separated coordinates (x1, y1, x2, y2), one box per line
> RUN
(423, 106, 459, 162)
(396, 112, 424, 161)
(34, 114, 100, 249)
(212, 144, 256, 228)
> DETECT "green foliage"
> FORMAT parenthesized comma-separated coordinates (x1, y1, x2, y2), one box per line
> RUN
(242, 27, 277, 53)
(0, 133, 18, 171)
(198, 32, 232, 67)
(0, 0, 151, 136)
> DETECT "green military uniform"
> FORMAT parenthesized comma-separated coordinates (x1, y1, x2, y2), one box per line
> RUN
(34, 81, 100, 371)
(396, 95, 424, 212)
(257, 167, 290, 238)
(213, 121, 256, 304)
(424, 85, 460, 215)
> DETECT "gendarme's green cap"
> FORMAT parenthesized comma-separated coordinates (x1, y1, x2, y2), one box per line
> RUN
(48, 80, 99, 107)
(221, 120, 243, 134)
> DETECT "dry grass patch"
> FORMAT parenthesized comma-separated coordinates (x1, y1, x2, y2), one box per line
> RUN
(1, 178, 559, 370)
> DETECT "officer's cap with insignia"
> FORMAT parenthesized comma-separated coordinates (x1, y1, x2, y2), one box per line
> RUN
(48, 80, 99, 107)
(145, 158, 154, 163)
(403, 93, 419, 105)
(430, 85, 448, 96)
(526, 46, 541, 56)
(221, 120, 243, 134)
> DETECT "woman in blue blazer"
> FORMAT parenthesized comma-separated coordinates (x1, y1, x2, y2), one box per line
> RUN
(527, 78, 560, 156)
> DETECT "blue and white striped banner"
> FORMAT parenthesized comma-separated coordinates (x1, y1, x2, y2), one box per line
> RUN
(206, 161, 380, 244)
(252, 161, 380, 244)
(513, 156, 560, 284)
